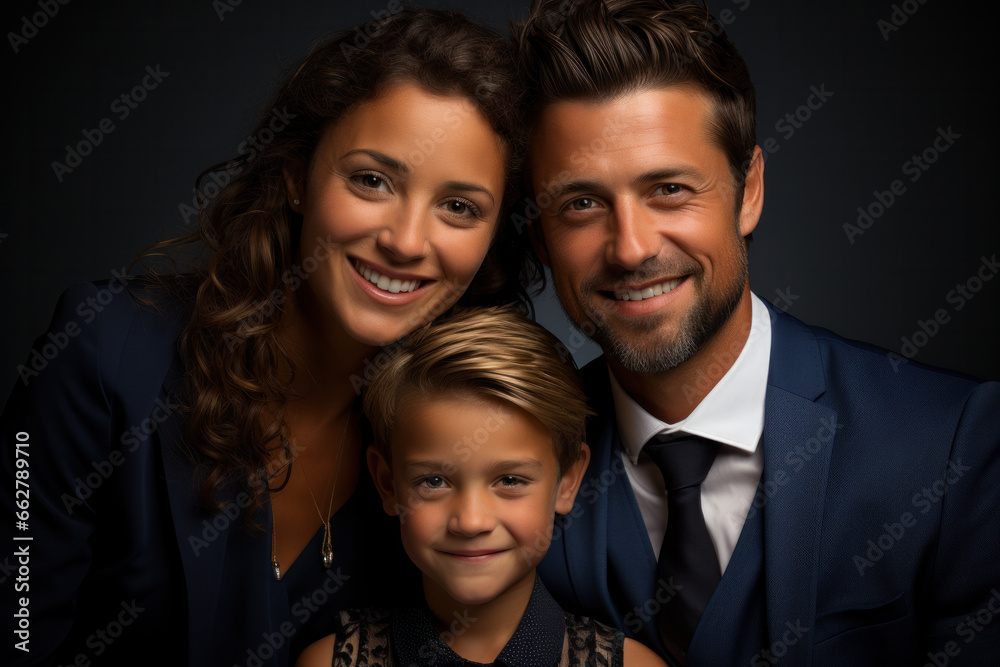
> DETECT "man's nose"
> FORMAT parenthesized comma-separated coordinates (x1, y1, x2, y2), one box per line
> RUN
(606, 202, 661, 270)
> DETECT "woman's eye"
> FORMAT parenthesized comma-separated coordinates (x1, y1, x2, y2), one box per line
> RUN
(353, 173, 388, 191)
(443, 199, 480, 218)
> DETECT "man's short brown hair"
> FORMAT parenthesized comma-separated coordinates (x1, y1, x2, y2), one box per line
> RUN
(513, 0, 757, 197)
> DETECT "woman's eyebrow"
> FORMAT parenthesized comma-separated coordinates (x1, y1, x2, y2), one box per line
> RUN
(341, 148, 409, 174)
(443, 180, 496, 205)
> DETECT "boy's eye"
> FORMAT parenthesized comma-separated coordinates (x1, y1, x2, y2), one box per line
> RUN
(499, 476, 523, 488)
(422, 476, 446, 488)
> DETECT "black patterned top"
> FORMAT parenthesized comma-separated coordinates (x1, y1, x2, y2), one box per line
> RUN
(329, 578, 623, 666)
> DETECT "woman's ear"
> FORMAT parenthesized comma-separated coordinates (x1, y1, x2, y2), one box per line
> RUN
(554, 442, 591, 515)
(283, 159, 306, 213)
(366, 445, 400, 516)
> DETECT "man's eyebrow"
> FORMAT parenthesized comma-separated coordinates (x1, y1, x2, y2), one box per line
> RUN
(340, 149, 409, 174)
(634, 167, 704, 184)
(544, 179, 606, 200)
(543, 168, 705, 201)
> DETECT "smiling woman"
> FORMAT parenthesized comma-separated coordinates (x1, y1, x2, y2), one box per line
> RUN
(0, 7, 537, 667)
(281, 82, 507, 348)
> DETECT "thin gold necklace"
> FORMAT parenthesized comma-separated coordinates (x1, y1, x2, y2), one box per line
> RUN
(271, 413, 352, 580)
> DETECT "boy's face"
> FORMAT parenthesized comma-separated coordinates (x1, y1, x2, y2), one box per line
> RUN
(369, 394, 590, 609)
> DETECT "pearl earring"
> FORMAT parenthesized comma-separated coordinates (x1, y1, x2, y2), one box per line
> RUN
(293, 199, 300, 205)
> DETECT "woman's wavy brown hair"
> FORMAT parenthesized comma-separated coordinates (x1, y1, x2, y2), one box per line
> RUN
(138, 6, 538, 519)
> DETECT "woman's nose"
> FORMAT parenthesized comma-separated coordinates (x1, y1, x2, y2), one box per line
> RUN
(377, 203, 432, 262)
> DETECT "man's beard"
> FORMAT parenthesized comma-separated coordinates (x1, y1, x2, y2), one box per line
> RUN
(569, 244, 749, 375)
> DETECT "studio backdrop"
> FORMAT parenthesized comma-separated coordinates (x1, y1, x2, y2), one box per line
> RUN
(1, 0, 997, 407)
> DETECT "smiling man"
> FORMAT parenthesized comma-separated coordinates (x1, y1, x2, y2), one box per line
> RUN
(514, 1, 1000, 664)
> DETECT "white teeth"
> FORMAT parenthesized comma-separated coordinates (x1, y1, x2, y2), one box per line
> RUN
(354, 260, 421, 294)
(614, 278, 681, 301)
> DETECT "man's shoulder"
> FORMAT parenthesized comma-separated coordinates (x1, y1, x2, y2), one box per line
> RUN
(767, 306, 996, 427)
(775, 307, 987, 390)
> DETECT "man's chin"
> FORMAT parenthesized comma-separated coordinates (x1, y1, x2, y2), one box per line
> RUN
(590, 322, 696, 375)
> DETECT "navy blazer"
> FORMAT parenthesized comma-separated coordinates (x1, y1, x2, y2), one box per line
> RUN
(0, 282, 413, 666)
(538, 301, 1000, 665)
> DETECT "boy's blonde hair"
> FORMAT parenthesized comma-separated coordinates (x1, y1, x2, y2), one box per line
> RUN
(363, 306, 592, 473)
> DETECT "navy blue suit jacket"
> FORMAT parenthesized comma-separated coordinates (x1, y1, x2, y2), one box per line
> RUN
(0, 282, 411, 666)
(538, 301, 1000, 665)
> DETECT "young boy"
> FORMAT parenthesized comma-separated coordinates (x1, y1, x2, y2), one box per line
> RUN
(297, 307, 665, 666)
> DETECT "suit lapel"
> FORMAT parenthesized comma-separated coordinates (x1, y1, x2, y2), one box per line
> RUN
(604, 425, 661, 633)
(115, 294, 231, 665)
(690, 488, 766, 665)
(576, 363, 665, 653)
(562, 382, 615, 618)
(158, 365, 229, 665)
(759, 303, 836, 663)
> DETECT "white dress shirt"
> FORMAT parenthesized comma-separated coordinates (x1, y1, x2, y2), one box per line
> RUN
(609, 292, 772, 573)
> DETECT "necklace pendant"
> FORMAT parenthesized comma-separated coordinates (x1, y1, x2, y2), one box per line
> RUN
(322, 545, 334, 568)
(272, 559, 283, 581)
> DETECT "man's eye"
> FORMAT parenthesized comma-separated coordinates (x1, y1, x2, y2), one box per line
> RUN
(655, 184, 683, 195)
(571, 198, 596, 210)
(422, 476, 445, 488)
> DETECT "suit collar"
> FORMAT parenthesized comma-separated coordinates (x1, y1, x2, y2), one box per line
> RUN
(762, 299, 827, 401)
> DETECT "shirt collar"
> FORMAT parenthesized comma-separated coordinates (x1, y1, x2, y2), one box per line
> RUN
(391, 576, 566, 667)
(611, 292, 772, 462)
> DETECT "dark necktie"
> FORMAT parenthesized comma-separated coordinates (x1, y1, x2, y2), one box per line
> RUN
(643, 434, 722, 659)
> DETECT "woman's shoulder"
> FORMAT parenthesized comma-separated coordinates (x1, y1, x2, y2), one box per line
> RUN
(563, 612, 624, 661)
(562, 614, 666, 667)
(48, 278, 190, 341)
(303, 609, 392, 667)
(333, 607, 394, 629)
(13, 279, 189, 396)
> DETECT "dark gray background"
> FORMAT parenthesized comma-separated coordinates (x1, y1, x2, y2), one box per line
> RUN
(2, 0, 997, 407)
